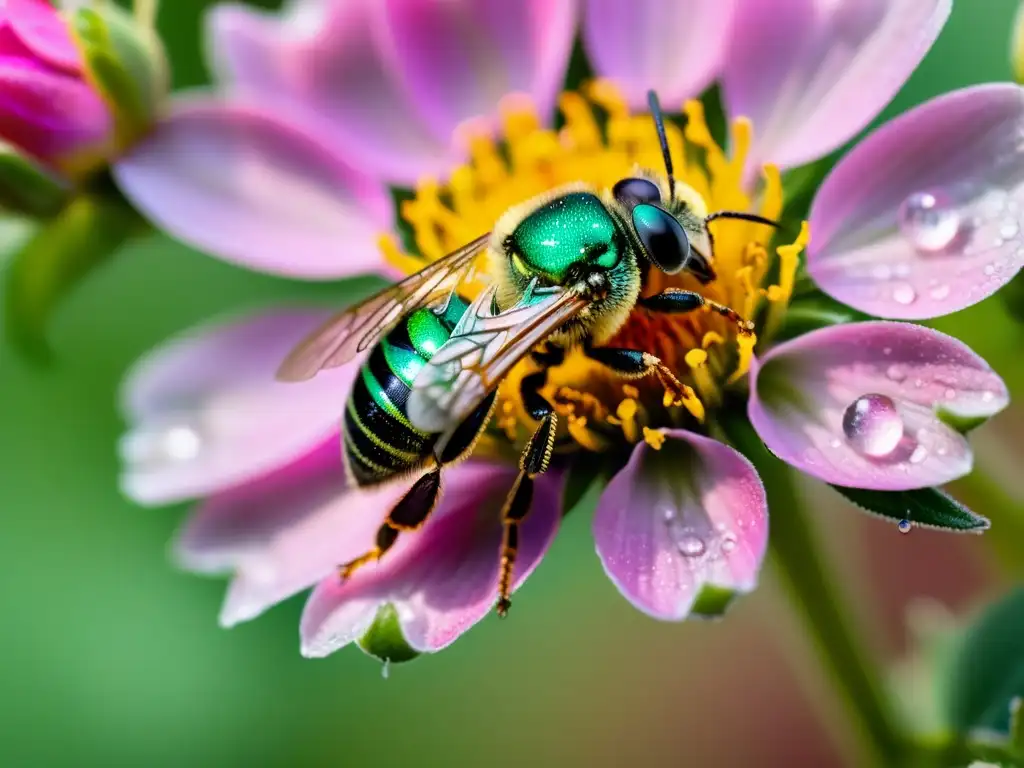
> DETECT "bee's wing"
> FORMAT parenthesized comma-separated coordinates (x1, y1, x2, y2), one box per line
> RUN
(407, 282, 587, 436)
(276, 233, 491, 381)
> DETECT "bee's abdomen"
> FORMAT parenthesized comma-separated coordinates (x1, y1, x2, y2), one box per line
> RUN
(343, 297, 469, 486)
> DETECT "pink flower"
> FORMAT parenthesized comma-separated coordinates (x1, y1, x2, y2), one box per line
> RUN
(116, 0, 1014, 661)
(0, 0, 113, 172)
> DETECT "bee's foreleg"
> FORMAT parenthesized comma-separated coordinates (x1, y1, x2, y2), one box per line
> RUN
(638, 289, 754, 336)
(338, 463, 442, 581)
(495, 405, 558, 618)
(582, 344, 703, 419)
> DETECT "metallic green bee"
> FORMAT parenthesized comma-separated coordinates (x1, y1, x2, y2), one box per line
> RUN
(277, 92, 776, 616)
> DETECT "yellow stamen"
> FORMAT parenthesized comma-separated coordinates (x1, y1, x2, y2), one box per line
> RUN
(763, 221, 812, 340)
(685, 348, 720, 408)
(613, 398, 640, 443)
(642, 427, 666, 450)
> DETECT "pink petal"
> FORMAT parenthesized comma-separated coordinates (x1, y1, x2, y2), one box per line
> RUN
(748, 322, 1008, 490)
(301, 462, 562, 657)
(217, 473, 416, 628)
(0, 55, 111, 165)
(206, 1, 457, 183)
(7, 0, 82, 73)
(111, 97, 392, 279)
(119, 308, 358, 505)
(582, 0, 736, 110)
(722, 0, 950, 172)
(592, 431, 768, 621)
(808, 84, 1024, 320)
(374, 0, 576, 142)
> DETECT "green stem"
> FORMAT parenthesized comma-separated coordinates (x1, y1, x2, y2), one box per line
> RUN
(724, 415, 906, 765)
(950, 470, 1024, 577)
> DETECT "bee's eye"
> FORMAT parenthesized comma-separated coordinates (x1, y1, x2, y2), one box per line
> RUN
(632, 203, 690, 274)
(612, 177, 661, 208)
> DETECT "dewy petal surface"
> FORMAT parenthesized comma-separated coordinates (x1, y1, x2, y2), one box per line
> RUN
(206, 0, 457, 183)
(375, 0, 576, 141)
(722, 0, 950, 173)
(301, 463, 562, 656)
(592, 431, 768, 621)
(749, 322, 1008, 490)
(582, 0, 735, 110)
(120, 308, 357, 505)
(808, 84, 1024, 319)
(112, 97, 392, 279)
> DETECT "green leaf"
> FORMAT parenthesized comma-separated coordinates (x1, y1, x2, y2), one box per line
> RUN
(4, 193, 144, 361)
(1001, 270, 1024, 325)
(830, 485, 990, 533)
(690, 585, 738, 618)
(1011, 698, 1024, 754)
(945, 588, 1024, 736)
(356, 604, 421, 668)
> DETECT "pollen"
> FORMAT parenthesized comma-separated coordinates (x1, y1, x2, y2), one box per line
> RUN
(378, 82, 809, 455)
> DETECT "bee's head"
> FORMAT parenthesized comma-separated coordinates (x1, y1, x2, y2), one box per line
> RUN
(611, 176, 696, 277)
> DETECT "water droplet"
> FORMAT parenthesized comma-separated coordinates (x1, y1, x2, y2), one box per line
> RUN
(982, 391, 995, 403)
(894, 263, 911, 277)
(720, 534, 737, 553)
(883, 346, 893, 356)
(163, 426, 202, 461)
(984, 263, 996, 276)
(909, 445, 928, 464)
(944, 388, 956, 400)
(913, 379, 925, 389)
(842, 394, 904, 458)
(897, 519, 912, 534)
(898, 191, 961, 253)
(886, 364, 906, 382)
(381, 660, 391, 680)
(829, 438, 842, 448)
(872, 264, 893, 280)
(677, 535, 706, 557)
(929, 284, 950, 300)
(892, 283, 917, 305)
(1002, 220, 1020, 239)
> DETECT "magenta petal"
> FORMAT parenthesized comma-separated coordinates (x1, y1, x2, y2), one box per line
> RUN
(375, 0, 576, 141)
(808, 84, 1024, 319)
(206, 1, 456, 183)
(8, 0, 82, 73)
(112, 97, 392, 279)
(301, 462, 562, 656)
(119, 308, 358, 505)
(722, 0, 950, 172)
(749, 322, 1008, 490)
(583, 0, 735, 110)
(592, 431, 768, 621)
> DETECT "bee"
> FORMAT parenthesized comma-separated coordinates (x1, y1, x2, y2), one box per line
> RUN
(277, 92, 777, 617)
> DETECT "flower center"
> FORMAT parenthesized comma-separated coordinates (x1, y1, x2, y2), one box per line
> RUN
(378, 82, 809, 455)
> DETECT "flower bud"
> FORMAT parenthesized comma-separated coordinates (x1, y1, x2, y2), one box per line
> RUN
(0, 0, 114, 176)
(69, 2, 169, 152)
(356, 604, 421, 669)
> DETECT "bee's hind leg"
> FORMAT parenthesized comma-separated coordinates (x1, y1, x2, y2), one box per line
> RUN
(638, 289, 754, 336)
(338, 464, 442, 580)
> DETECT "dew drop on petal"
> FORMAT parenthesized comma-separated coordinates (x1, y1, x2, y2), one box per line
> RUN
(677, 535, 706, 557)
(892, 283, 917, 305)
(842, 394, 903, 458)
(898, 190, 961, 253)
(929, 284, 950, 300)
(897, 519, 912, 534)
(886, 364, 906, 382)
(720, 533, 737, 553)
(909, 445, 928, 464)
(1000, 220, 1019, 239)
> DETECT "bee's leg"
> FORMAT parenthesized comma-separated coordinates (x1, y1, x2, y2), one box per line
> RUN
(496, 408, 558, 618)
(638, 289, 754, 336)
(582, 343, 702, 415)
(339, 396, 497, 582)
(338, 464, 442, 580)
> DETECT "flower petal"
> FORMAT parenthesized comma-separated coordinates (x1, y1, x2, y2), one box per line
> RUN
(808, 84, 1024, 319)
(374, 0, 576, 141)
(592, 431, 768, 621)
(582, 0, 735, 110)
(216, 473, 415, 628)
(112, 96, 392, 279)
(749, 322, 1008, 490)
(8, 0, 83, 73)
(206, 1, 456, 183)
(301, 462, 562, 657)
(119, 308, 357, 505)
(722, 0, 950, 172)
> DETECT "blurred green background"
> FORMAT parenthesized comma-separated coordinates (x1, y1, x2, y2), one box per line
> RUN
(1, 1, 1023, 766)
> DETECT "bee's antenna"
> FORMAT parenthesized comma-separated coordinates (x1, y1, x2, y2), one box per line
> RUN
(647, 90, 675, 203)
(704, 211, 782, 228)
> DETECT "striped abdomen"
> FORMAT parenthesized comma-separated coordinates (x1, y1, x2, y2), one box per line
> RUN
(343, 295, 491, 486)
